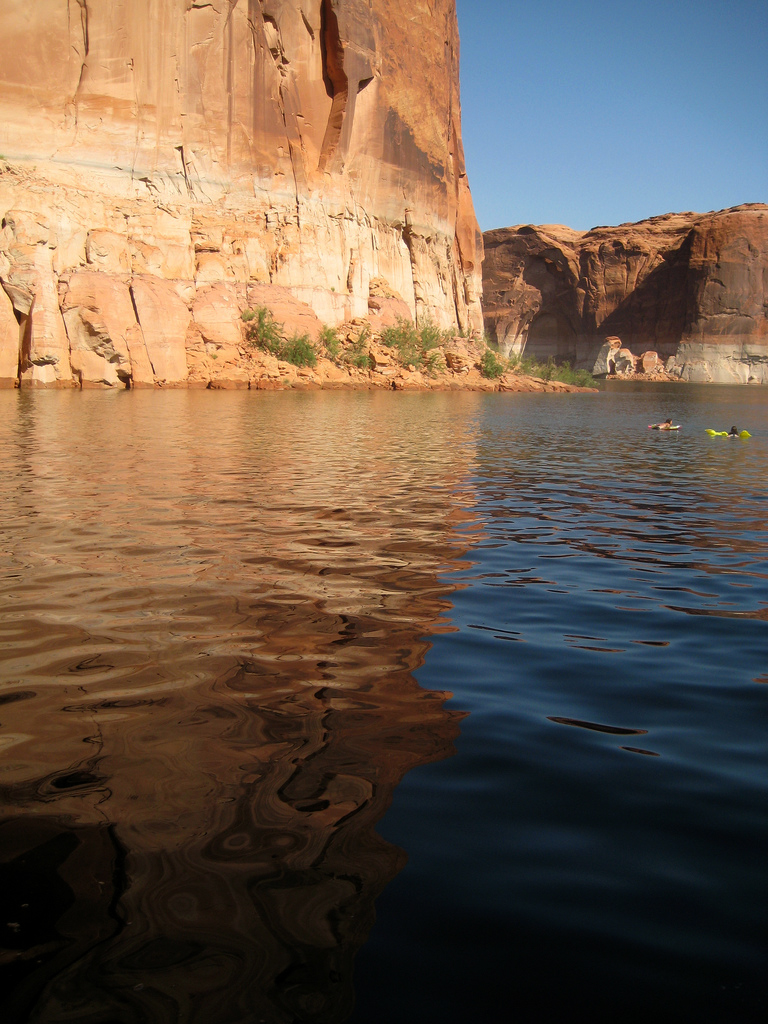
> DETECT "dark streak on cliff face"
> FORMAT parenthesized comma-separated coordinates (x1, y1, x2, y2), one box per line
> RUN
(319, 0, 349, 171)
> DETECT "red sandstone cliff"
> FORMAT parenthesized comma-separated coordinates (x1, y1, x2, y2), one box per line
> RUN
(483, 204, 768, 384)
(0, 0, 483, 388)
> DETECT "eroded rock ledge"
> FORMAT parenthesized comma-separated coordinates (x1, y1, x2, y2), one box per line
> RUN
(0, 1, 483, 389)
(483, 204, 768, 384)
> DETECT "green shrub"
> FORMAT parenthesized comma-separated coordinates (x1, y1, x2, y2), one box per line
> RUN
(507, 352, 596, 387)
(241, 307, 317, 368)
(380, 317, 419, 365)
(243, 307, 284, 355)
(319, 325, 341, 360)
(281, 332, 317, 368)
(345, 325, 374, 370)
(424, 349, 445, 375)
(480, 348, 507, 379)
(539, 356, 556, 381)
(507, 353, 535, 375)
(350, 351, 374, 369)
(550, 361, 596, 387)
(380, 316, 447, 369)
(418, 318, 445, 352)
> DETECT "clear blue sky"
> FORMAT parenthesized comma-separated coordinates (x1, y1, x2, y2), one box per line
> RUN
(456, 0, 768, 232)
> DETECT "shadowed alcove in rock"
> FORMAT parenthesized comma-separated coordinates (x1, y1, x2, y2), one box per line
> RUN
(523, 312, 578, 365)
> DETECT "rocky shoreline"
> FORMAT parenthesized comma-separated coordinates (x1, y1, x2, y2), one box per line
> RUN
(236, 364, 598, 395)
(138, 327, 599, 394)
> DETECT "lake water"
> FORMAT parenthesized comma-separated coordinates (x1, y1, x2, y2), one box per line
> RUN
(0, 384, 766, 1024)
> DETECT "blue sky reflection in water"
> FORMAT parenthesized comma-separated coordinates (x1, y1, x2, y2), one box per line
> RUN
(351, 384, 768, 1024)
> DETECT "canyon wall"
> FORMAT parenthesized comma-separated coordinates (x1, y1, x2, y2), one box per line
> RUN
(0, 0, 483, 388)
(483, 204, 768, 384)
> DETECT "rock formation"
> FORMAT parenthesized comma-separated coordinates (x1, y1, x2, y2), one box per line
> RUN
(0, 0, 483, 388)
(483, 204, 768, 384)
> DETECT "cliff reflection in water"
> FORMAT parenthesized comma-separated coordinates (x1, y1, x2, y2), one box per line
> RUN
(0, 391, 481, 1024)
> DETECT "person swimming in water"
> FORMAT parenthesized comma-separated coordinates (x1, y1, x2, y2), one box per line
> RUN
(651, 418, 675, 430)
(728, 426, 740, 437)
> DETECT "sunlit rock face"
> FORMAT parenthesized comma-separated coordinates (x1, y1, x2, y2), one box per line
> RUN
(0, 0, 483, 387)
(483, 204, 768, 383)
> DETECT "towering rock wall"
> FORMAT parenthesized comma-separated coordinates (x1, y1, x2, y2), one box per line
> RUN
(483, 205, 768, 384)
(0, 0, 483, 388)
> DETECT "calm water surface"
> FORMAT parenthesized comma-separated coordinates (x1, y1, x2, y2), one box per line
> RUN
(0, 384, 766, 1023)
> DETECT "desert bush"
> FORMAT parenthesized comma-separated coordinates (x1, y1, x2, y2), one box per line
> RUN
(418, 318, 446, 351)
(508, 352, 596, 387)
(480, 348, 507, 379)
(507, 353, 527, 373)
(381, 316, 446, 369)
(242, 307, 284, 355)
(281, 332, 317, 368)
(380, 318, 420, 365)
(424, 349, 446, 375)
(550, 361, 596, 387)
(241, 307, 317, 367)
(319, 325, 341, 360)
(538, 356, 556, 381)
(345, 325, 374, 369)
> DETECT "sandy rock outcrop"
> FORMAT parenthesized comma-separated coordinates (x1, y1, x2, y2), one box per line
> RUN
(592, 336, 621, 376)
(186, 283, 250, 388)
(638, 350, 659, 373)
(61, 273, 154, 388)
(20, 247, 74, 388)
(483, 204, 768, 383)
(0, 1, 482, 388)
(130, 278, 191, 386)
(0, 286, 20, 387)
